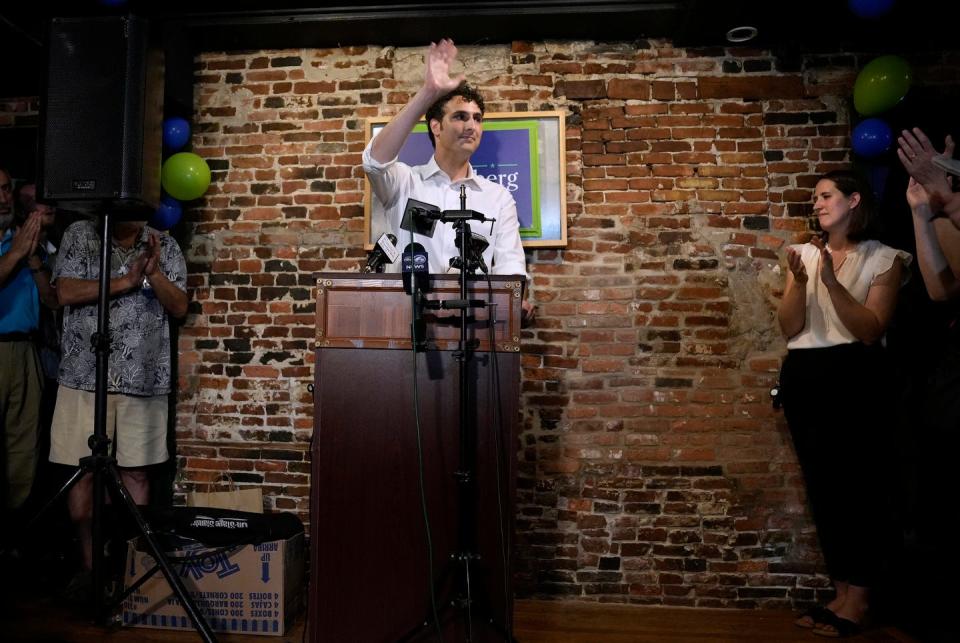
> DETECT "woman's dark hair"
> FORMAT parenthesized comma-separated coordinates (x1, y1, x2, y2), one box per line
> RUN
(818, 169, 877, 242)
(425, 82, 485, 148)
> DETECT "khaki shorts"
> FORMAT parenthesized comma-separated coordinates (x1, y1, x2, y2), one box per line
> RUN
(49, 385, 169, 468)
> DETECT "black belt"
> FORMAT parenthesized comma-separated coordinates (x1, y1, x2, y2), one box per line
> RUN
(0, 332, 34, 342)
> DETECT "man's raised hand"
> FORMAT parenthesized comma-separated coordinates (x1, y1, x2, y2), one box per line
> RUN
(424, 39, 465, 96)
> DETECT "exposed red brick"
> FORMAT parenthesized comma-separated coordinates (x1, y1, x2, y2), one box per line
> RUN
(699, 76, 806, 99)
(558, 79, 607, 99)
(607, 79, 651, 100)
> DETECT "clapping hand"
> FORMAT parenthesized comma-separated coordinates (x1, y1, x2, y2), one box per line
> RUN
(143, 231, 160, 279)
(10, 212, 42, 261)
(905, 176, 931, 211)
(898, 127, 955, 210)
(126, 252, 147, 288)
(786, 246, 808, 284)
(809, 236, 839, 288)
(424, 39, 465, 96)
(125, 233, 160, 289)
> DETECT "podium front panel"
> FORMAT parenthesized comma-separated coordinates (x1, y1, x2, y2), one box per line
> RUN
(309, 273, 521, 642)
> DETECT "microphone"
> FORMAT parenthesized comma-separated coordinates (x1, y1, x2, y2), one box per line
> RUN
(450, 232, 490, 274)
(464, 232, 489, 274)
(401, 242, 429, 296)
(402, 242, 430, 349)
(362, 233, 398, 273)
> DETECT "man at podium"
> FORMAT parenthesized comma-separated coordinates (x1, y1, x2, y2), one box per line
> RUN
(362, 39, 534, 320)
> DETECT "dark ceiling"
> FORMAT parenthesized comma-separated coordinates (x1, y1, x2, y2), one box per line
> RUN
(0, 0, 955, 96)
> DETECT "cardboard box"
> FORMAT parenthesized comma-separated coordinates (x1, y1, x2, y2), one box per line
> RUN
(122, 531, 305, 636)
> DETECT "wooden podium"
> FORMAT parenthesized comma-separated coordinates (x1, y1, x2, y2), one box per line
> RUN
(309, 273, 523, 642)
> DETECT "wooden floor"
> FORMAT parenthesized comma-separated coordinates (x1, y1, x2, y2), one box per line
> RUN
(1, 597, 918, 642)
(513, 600, 916, 643)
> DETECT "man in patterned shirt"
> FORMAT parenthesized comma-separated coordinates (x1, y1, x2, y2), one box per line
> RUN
(49, 218, 187, 578)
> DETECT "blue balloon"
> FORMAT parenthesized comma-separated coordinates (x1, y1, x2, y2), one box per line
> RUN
(150, 195, 182, 231)
(848, 0, 895, 19)
(162, 117, 191, 152)
(851, 118, 893, 158)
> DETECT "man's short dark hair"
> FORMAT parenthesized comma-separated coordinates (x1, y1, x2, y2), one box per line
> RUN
(425, 82, 485, 148)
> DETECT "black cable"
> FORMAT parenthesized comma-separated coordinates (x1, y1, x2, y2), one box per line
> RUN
(486, 274, 513, 639)
(0, 13, 42, 47)
(408, 226, 442, 642)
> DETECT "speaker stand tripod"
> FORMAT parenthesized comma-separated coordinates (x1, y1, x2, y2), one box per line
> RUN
(25, 210, 217, 642)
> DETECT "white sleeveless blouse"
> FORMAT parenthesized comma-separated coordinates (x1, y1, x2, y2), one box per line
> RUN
(786, 239, 912, 350)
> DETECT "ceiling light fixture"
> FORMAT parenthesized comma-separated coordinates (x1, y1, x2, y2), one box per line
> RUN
(726, 25, 758, 43)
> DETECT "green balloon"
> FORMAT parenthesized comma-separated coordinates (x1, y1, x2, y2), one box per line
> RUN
(853, 55, 912, 116)
(161, 152, 211, 201)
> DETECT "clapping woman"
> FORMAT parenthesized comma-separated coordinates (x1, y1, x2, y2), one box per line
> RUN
(778, 170, 911, 638)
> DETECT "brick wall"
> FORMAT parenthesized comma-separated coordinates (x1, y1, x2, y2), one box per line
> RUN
(0, 41, 951, 607)
(0, 96, 37, 128)
(31, 41, 942, 607)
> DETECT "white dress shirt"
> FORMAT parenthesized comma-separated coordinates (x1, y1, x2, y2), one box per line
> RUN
(362, 141, 528, 278)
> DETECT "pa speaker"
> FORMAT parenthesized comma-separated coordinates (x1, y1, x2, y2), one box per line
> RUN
(40, 16, 164, 214)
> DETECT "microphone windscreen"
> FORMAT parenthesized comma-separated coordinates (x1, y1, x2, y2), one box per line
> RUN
(402, 243, 428, 273)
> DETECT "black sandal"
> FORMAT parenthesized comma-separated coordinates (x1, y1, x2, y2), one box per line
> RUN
(794, 605, 834, 629)
(812, 611, 862, 638)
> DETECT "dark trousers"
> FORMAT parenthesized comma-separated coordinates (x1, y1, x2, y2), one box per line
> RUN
(780, 342, 894, 588)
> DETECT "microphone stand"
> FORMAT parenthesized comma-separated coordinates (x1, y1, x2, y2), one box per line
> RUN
(451, 187, 481, 641)
(403, 187, 513, 642)
(22, 208, 217, 642)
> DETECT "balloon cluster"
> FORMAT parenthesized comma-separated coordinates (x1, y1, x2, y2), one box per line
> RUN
(150, 117, 212, 230)
(848, 2, 908, 159)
